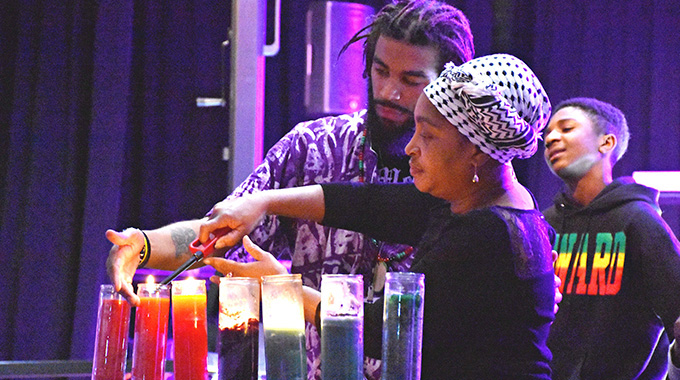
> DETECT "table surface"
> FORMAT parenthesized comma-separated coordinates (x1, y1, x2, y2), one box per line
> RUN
(0, 360, 174, 379)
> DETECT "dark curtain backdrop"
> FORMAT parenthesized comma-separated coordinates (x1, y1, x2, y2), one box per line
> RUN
(1, 0, 678, 366)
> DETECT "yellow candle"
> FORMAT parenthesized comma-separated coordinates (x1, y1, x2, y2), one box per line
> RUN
(172, 278, 208, 380)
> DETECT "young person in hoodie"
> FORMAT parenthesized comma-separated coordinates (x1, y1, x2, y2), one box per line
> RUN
(542, 97, 680, 380)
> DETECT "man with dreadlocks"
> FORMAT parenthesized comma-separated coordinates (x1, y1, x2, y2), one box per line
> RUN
(105, 1, 475, 378)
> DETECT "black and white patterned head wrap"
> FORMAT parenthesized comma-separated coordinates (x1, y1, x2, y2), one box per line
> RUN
(423, 54, 551, 163)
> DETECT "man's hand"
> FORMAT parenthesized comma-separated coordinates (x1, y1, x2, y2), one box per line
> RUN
(203, 235, 288, 284)
(105, 228, 144, 306)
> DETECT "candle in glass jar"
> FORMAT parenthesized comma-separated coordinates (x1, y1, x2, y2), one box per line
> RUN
(381, 272, 425, 380)
(172, 277, 208, 380)
(91, 284, 131, 380)
(218, 277, 260, 380)
(131, 277, 170, 380)
(261, 274, 306, 380)
(320, 274, 364, 380)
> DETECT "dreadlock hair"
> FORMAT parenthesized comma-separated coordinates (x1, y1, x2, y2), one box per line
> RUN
(554, 97, 630, 165)
(340, 0, 475, 79)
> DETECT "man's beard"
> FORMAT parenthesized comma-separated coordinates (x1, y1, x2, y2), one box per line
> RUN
(365, 91, 415, 158)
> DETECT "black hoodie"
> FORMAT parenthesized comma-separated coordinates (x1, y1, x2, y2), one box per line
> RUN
(543, 177, 680, 379)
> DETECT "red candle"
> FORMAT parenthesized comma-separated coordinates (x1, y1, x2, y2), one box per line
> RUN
(131, 280, 170, 380)
(92, 284, 131, 380)
(172, 278, 208, 380)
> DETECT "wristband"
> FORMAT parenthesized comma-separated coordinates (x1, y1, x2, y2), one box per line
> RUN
(139, 230, 151, 268)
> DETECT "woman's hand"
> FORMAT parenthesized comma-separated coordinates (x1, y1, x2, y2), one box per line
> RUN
(205, 236, 322, 326)
(199, 194, 269, 250)
(203, 235, 288, 284)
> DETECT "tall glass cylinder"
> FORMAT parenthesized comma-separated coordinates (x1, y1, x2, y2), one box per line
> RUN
(91, 284, 131, 380)
(218, 277, 260, 380)
(171, 278, 208, 380)
(261, 274, 306, 380)
(320, 274, 363, 380)
(381, 272, 425, 380)
(131, 282, 170, 380)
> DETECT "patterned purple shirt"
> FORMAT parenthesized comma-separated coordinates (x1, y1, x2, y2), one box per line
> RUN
(220, 110, 415, 380)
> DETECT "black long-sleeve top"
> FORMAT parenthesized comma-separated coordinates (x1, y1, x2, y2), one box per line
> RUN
(321, 183, 555, 379)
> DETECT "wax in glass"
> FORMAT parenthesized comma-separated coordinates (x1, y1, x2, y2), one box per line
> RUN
(218, 277, 260, 380)
(261, 274, 306, 380)
(92, 284, 131, 380)
(320, 274, 363, 380)
(131, 282, 170, 380)
(381, 272, 425, 380)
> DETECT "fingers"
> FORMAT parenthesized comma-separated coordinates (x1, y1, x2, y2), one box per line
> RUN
(203, 241, 260, 278)
(109, 258, 123, 292)
(551, 251, 561, 314)
(203, 257, 239, 276)
(201, 197, 266, 248)
(106, 229, 131, 245)
(198, 218, 221, 244)
(108, 241, 137, 278)
(241, 236, 288, 276)
(215, 230, 244, 250)
(554, 291, 562, 314)
(203, 236, 287, 280)
(554, 273, 563, 314)
(242, 235, 269, 262)
(106, 249, 139, 306)
(209, 274, 223, 285)
(200, 218, 241, 249)
(106, 229, 142, 259)
(119, 282, 140, 307)
(106, 228, 142, 304)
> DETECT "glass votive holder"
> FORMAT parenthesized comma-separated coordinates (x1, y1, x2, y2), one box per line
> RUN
(91, 284, 131, 380)
(261, 274, 306, 380)
(381, 272, 425, 380)
(320, 274, 364, 380)
(218, 276, 260, 380)
(171, 278, 208, 380)
(131, 281, 170, 380)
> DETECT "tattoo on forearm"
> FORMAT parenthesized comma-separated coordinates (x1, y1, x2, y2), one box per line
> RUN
(170, 226, 197, 259)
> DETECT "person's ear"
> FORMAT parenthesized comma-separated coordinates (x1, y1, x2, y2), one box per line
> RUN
(599, 134, 617, 155)
(471, 147, 491, 168)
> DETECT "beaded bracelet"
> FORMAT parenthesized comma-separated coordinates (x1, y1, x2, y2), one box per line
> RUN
(139, 230, 151, 268)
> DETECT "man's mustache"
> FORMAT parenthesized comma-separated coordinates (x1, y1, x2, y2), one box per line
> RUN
(372, 98, 412, 115)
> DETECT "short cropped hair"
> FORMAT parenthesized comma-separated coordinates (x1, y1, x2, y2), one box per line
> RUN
(341, 0, 475, 78)
(554, 97, 630, 164)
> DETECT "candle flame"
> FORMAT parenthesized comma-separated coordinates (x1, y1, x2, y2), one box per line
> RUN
(146, 275, 155, 285)
(264, 299, 305, 330)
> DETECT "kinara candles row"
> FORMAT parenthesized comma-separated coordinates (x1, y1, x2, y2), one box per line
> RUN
(91, 273, 424, 380)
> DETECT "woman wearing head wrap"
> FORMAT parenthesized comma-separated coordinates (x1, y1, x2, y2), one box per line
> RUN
(201, 54, 555, 379)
